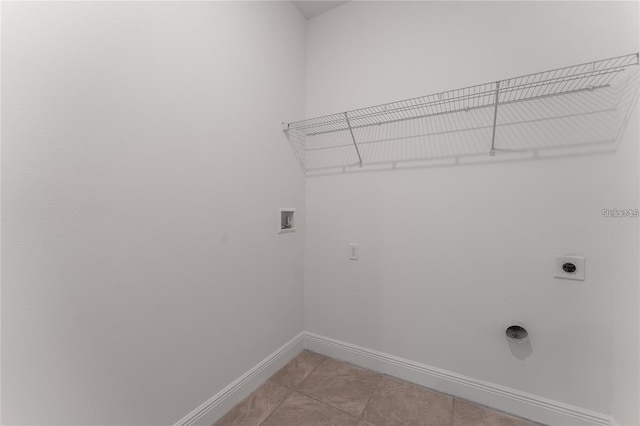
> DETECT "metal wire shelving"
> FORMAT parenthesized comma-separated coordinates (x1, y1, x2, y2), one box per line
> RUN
(283, 53, 639, 174)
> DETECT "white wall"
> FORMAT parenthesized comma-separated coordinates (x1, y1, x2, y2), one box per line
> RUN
(4, 2, 639, 425)
(1, 2, 306, 425)
(304, 1, 639, 423)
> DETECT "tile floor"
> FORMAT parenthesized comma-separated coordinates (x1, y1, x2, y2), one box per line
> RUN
(214, 351, 541, 426)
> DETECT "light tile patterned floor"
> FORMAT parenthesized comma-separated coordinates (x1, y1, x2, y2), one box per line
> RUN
(214, 351, 541, 426)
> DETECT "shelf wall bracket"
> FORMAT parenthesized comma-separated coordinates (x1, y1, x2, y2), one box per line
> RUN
(489, 81, 501, 156)
(282, 121, 306, 174)
(344, 112, 364, 167)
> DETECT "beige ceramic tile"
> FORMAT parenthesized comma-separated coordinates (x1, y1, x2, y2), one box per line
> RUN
(363, 376, 453, 426)
(297, 358, 383, 417)
(214, 380, 290, 426)
(356, 420, 379, 426)
(452, 399, 536, 426)
(261, 391, 360, 426)
(270, 351, 326, 389)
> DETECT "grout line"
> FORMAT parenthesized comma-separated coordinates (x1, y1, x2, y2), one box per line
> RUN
(294, 353, 328, 390)
(258, 352, 543, 426)
(451, 396, 456, 426)
(298, 354, 380, 420)
(259, 352, 328, 426)
(294, 390, 363, 421)
(211, 388, 253, 426)
(359, 373, 386, 422)
(453, 396, 545, 425)
(301, 351, 480, 426)
(380, 372, 448, 395)
(257, 386, 293, 426)
(294, 354, 385, 422)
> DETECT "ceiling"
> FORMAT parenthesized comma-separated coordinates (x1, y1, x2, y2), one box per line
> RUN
(292, 1, 348, 19)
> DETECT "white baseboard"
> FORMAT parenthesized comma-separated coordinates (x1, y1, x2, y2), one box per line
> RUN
(173, 332, 305, 426)
(174, 331, 617, 426)
(302, 332, 616, 426)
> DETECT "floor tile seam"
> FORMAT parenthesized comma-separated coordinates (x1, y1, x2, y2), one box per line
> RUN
(294, 358, 385, 420)
(257, 352, 328, 425)
(279, 354, 536, 426)
(222, 352, 538, 426)
(374, 371, 534, 425)
(378, 373, 456, 402)
(293, 388, 363, 421)
(357, 373, 386, 423)
(451, 394, 456, 426)
(294, 354, 329, 389)
(256, 383, 295, 426)
(305, 351, 545, 426)
(268, 352, 325, 394)
(316, 354, 404, 388)
(319, 354, 382, 376)
(452, 396, 543, 425)
(214, 382, 267, 426)
(362, 374, 458, 426)
(299, 353, 385, 422)
(292, 355, 330, 386)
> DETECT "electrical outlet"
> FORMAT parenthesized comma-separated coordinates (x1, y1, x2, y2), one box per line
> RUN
(349, 244, 359, 260)
(554, 255, 585, 281)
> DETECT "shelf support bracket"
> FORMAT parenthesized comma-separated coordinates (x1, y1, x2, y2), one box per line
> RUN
(490, 81, 501, 156)
(344, 112, 363, 167)
(282, 121, 306, 175)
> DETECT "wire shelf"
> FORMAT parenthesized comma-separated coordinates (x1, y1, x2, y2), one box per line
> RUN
(283, 53, 639, 174)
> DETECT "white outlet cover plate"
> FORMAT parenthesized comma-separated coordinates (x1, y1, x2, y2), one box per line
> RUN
(554, 255, 585, 281)
(349, 243, 359, 260)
